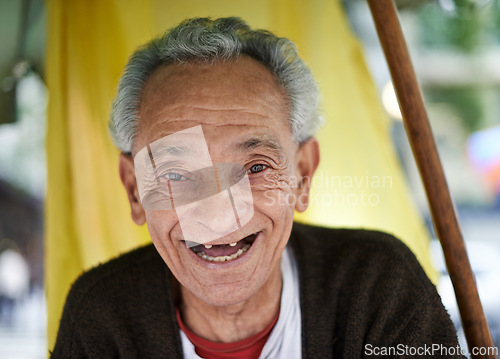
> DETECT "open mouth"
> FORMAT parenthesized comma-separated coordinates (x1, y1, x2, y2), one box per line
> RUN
(187, 232, 259, 263)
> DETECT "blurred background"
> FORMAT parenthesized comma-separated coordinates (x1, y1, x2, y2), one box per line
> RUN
(344, 0, 500, 350)
(0, 0, 498, 357)
(0, 0, 46, 357)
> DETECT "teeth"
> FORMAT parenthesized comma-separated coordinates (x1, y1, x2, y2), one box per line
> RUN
(196, 244, 251, 263)
(229, 242, 237, 247)
(204, 244, 212, 249)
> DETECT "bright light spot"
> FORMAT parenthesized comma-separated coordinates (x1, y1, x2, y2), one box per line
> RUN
(439, 0, 456, 13)
(0, 250, 30, 299)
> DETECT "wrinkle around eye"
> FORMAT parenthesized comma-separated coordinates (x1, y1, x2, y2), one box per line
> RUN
(247, 166, 296, 194)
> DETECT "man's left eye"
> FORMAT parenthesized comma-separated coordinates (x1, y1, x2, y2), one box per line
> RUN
(164, 172, 188, 181)
(247, 164, 268, 174)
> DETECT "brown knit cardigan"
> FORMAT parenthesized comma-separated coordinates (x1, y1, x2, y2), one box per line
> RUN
(51, 223, 464, 358)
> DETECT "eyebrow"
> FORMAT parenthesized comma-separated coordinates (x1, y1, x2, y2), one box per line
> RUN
(236, 136, 285, 159)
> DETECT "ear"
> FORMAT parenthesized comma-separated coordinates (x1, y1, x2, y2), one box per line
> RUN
(119, 153, 146, 225)
(294, 138, 320, 213)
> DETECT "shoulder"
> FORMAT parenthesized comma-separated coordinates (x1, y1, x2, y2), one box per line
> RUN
(289, 222, 433, 300)
(57, 244, 168, 335)
(290, 222, 420, 270)
(51, 244, 175, 356)
(291, 224, 463, 353)
(291, 221, 408, 247)
(66, 244, 163, 304)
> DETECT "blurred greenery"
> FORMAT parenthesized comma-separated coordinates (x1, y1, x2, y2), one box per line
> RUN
(425, 86, 486, 132)
(416, 0, 500, 133)
(419, 0, 499, 51)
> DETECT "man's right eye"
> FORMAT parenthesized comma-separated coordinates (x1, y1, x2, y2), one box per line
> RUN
(164, 172, 189, 181)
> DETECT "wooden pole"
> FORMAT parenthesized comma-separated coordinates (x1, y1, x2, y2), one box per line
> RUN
(367, 1, 497, 358)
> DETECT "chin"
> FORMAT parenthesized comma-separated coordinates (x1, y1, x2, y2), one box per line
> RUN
(194, 265, 279, 307)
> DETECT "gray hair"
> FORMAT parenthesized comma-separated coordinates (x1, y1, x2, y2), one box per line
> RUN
(109, 17, 322, 152)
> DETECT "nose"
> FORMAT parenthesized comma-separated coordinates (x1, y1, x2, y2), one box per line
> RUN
(175, 190, 240, 244)
(195, 191, 240, 235)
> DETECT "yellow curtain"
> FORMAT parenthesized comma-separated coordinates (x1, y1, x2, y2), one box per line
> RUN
(46, 0, 435, 352)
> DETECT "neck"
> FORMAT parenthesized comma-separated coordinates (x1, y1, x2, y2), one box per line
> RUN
(179, 262, 282, 343)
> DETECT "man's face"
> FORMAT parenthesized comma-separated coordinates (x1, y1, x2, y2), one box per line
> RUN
(121, 56, 318, 306)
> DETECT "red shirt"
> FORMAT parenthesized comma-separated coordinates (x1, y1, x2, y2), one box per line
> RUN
(176, 309, 279, 359)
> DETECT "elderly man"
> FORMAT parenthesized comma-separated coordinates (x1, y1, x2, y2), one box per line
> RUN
(52, 17, 463, 358)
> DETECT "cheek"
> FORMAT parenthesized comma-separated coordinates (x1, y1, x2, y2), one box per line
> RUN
(144, 210, 179, 243)
(250, 170, 297, 218)
(145, 210, 188, 275)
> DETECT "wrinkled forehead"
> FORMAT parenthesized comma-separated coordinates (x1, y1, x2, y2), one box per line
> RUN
(132, 57, 291, 154)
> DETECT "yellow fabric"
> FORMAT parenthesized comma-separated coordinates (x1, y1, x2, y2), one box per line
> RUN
(46, 0, 436, 352)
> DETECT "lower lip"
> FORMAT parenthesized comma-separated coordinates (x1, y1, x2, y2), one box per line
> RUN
(184, 233, 260, 267)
